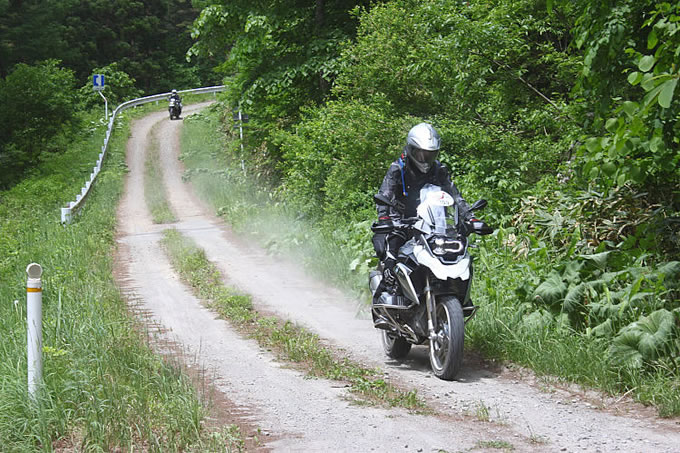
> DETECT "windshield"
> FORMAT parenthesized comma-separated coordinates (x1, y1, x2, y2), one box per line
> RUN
(417, 184, 457, 235)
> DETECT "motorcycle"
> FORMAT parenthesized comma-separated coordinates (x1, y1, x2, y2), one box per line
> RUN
(369, 184, 492, 380)
(168, 98, 182, 120)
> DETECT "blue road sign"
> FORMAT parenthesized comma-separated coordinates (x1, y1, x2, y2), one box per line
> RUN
(93, 74, 105, 91)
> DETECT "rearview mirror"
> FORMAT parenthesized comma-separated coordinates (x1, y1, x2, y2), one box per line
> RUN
(470, 199, 487, 211)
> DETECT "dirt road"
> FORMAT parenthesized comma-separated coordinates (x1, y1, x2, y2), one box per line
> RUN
(114, 106, 680, 452)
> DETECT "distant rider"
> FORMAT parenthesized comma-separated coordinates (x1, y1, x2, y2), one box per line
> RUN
(372, 123, 477, 302)
(169, 89, 182, 104)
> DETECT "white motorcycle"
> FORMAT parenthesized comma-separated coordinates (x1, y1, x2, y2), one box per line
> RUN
(370, 184, 492, 380)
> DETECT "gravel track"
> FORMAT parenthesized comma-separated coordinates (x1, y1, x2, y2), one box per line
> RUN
(114, 106, 680, 452)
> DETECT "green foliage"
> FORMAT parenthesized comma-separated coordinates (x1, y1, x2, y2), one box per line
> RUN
(513, 185, 679, 350)
(571, 1, 679, 192)
(527, 252, 679, 333)
(193, 0, 680, 414)
(610, 308, 679, 369)
(180, 107, 370, 292)
(0, 60, 78, 188)
(568, 0, 650, 114)
(0, 112, 213, 450)
(266, 0, 582, 227)
(337, 0, 578, 120)
(275, 99, 409, 222)
(514, 183, 678, 259)
(0, 0, 206, 93)
(189, 0, 372, 156)
(0, 1, 209, 189)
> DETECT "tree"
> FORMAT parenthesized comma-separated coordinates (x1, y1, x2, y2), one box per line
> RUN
(0, 60, 78, 188)
(189, 0, 374, 149)
(568, 0, 679, 192)
(0, 0, 203, 93)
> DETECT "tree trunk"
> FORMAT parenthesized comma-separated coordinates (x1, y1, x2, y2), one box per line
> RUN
(315, 0, 330, 94)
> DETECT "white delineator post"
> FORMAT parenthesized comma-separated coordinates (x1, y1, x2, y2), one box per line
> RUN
(26, 263, 43, 401)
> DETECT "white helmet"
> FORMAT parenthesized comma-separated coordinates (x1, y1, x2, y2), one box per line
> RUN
(406, 122, 440, 173)
(172, 89, 177, 94)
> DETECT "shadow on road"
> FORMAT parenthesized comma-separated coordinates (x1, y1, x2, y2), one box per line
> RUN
(382, 345, 505, 384)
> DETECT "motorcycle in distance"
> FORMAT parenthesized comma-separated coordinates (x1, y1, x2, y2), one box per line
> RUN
(168, 98, 182, 120)
(370, 184, 493, 380)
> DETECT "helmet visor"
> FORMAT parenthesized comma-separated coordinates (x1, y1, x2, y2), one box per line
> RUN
(411, 147, 439, 166)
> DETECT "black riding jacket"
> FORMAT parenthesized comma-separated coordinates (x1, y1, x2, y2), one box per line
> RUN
(376, 156, 473, 220)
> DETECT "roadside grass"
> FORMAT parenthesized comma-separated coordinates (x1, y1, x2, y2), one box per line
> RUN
(179, 106, 680, 417)
(467, 237, 680, 417)
(160, 228, 427, 412)
(145, 123, 177, 223)
(0, 107, 240, 451)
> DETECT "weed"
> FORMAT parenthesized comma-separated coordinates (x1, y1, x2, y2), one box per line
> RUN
(474, 401, 490, 422)
(475, 439, 514, 450)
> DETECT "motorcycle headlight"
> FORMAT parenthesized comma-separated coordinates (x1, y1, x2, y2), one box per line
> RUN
(429, 236, 464, 256)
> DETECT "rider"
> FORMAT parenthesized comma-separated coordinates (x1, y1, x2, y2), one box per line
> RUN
(169, 89, 182, 103)
(372, 122, 477, 303)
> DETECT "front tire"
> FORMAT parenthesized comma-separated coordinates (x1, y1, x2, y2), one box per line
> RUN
(429, 296, 464, 380)
(381, 330, 411, 359)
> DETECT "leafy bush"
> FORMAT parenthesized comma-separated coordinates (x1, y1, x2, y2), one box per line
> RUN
(0, 60, 78, 188)
(610, 308, 680, 369)
(275, 99, 409, 222)
(569, 0, 680, 192)
(189, 0, 371, 156)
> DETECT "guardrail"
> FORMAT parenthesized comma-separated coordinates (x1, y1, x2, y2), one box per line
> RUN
(60, 85, 224, 224)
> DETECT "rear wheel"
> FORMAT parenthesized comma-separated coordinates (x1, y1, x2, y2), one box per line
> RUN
(429, 296, 464, 380)
(381, 330, 411, 359)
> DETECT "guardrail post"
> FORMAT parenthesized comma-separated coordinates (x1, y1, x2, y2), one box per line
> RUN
(61, 207, 72, 224)
(26, 263, 43, 401)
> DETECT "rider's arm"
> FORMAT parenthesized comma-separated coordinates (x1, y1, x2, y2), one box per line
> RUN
(375, 162, 403, 219)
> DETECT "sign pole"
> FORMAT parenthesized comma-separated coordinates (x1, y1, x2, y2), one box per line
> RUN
(98, 91, 108, 121)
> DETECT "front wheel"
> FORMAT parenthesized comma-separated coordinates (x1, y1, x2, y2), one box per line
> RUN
(429, 296, 464, 380)
(381, 330, 411, 359)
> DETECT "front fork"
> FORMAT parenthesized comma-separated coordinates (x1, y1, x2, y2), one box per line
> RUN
(425, 274, 438, 340)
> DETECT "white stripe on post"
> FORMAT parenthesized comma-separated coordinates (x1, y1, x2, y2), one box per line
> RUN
(26, 263, 43, 401)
